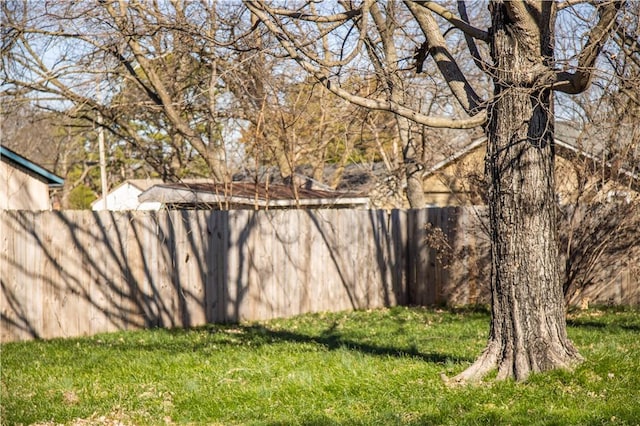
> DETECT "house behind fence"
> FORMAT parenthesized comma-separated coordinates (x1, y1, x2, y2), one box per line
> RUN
(1, 208, 638, 342)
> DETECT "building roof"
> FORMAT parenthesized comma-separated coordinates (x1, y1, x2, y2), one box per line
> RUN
(139, 181, 370, 209)
(121, 178, 166, 192)
(553, 125, 639, 185)
(0, 145, 64, 185)
(422, 137, 486, 178)
(421, 122, 639, 187)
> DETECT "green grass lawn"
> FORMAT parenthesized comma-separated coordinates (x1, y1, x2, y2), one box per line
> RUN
(2, 306, 639, 425)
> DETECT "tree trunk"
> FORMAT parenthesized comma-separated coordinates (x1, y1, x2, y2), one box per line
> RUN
(453, 1, 583, 383)
(398, 115, 426, 208)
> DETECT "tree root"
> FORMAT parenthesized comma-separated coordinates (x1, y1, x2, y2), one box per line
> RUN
(443, 339, 585, 386)
(442, 341, 500, 386)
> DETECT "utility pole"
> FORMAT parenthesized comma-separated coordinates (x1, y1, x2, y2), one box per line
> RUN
(97, 81, 108, 210)
(98, 110, 108, 210)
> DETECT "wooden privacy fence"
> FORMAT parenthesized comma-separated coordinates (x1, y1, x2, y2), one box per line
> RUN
(2, 208, 638, 342)
(1, 209, 407, 342)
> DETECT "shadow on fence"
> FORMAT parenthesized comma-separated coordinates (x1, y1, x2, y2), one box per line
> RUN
(1, 209, 407, 341)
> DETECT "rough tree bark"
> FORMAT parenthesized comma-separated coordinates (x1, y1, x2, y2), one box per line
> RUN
(452, 1, 583, 383)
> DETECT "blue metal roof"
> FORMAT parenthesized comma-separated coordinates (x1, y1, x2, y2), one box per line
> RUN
(1, 146, 65, 186)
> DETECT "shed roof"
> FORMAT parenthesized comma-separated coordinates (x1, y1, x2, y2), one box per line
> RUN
(1, 146, 64, 185)
(139, 181, 370, 209)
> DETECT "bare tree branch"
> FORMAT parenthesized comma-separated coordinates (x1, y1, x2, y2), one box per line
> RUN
(249, 0, 373, 69)
(258, 6, 362, 23)
(551, 0, 624, 94)
(456, 1, 491, 74)
(404, 0, 484, 115)
(310, 80, 486, 129)
(246, 0, 486, 129)
(557, 0, 593, 11)
(415, 1, 489, 42)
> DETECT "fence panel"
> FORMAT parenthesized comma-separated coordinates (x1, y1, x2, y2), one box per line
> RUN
(1, 209, 407, 341)
(1, 207, 637, 342)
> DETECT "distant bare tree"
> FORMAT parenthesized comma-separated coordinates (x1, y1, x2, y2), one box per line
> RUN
(239, 75, 399, 189)
(554, 2, 640, 304)
(0, 100, 103, 208)
(1, 1, 256, 182)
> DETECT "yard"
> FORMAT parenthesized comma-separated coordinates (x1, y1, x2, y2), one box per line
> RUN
(2, 306, 639, 425)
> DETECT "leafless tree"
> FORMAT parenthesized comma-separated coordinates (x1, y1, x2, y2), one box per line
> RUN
(238, 74, 400, 189)
(1, 1, 257, 183)
(247, 0, 626, 382)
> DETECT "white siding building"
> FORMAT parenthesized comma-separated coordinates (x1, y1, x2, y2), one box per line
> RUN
(91, 179, 163, 211)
